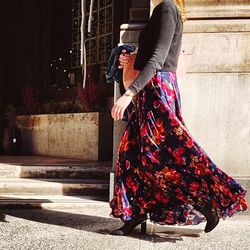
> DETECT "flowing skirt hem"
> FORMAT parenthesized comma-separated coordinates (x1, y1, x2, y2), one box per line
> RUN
(109, 190, 248, 226)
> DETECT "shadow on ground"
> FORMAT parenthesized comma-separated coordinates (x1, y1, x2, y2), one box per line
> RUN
(0, 208, 203, 243)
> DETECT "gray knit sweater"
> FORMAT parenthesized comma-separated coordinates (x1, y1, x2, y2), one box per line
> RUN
(128, 0, 183, 95)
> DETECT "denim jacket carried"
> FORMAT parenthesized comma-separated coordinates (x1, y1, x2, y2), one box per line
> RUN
(105, 44, 136, 95)
(105, 45, 137, 121)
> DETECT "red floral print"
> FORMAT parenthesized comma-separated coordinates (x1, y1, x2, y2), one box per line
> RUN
(110, 71, 248, 225)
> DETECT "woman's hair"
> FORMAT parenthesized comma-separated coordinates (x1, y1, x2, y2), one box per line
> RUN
(173, 0, 187, 21)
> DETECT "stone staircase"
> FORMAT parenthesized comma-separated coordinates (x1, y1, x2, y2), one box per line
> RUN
(0, 156, 111, 208)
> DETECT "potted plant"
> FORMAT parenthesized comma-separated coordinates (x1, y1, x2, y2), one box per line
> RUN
(77, 64, 107, 112)
(2, 105, 22, 155)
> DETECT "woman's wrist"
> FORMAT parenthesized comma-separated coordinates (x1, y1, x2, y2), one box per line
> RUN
(124, 89, 135, 97)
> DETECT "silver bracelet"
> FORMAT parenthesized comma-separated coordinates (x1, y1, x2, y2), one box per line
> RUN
(124, 89, 134, 97)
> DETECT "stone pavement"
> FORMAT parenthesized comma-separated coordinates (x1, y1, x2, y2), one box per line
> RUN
(0, 202, 249, 250)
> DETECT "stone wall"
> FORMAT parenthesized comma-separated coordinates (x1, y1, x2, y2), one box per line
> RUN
(177, 1, 250, 182)
(17, 112, 113, 161)
(180, 20, 250, 178)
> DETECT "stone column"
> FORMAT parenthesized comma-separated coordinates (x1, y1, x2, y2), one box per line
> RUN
(110, 1, 150, 202)
(129, 0, 150, 23)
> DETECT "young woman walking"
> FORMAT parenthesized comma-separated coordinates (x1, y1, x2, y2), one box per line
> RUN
(110, 0, 248, 236)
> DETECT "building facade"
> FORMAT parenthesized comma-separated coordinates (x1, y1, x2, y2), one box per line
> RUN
(0, 1, 249, 195)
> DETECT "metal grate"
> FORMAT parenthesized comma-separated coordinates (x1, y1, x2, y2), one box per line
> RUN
(71, 0, 114, 69)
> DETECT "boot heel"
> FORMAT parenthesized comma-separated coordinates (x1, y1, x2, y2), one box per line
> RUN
(141, 221, 147, 234)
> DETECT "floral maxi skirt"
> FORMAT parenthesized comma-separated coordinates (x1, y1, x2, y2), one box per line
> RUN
(110, 71, 248, 225)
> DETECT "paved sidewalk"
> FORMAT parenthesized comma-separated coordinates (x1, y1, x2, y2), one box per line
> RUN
(0, 202, 249, 250)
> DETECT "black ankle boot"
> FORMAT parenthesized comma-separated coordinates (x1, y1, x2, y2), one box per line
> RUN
(203, 207, 219, 233)
(195, 203, 219, 233)
(110, 214, 147, 236)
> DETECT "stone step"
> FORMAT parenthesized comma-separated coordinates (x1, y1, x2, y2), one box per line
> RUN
(0, 178, 109, 196)
(0, 162, 111, 179)
(0, 195, 109, 209)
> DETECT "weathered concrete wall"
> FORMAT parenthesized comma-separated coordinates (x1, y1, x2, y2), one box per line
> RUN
(17, 113, 112, 161)
(179, 20, 250, 178)
(182, 20, 250, 73)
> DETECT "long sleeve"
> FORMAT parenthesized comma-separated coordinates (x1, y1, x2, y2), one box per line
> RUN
(128, 6, 177, 95)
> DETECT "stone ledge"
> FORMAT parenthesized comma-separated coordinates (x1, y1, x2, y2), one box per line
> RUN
(0, 178, 109, 196)
(0, 195, 108, 209)
(186, 0, 250, 18)
(121, 19, 250, 34)
(120, 23, 145, 31)
(184, 19, 250, 33)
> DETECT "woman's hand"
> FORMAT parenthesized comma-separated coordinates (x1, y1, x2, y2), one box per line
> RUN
(118, 49, 131, 69)
(111, 94, 133, 121)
